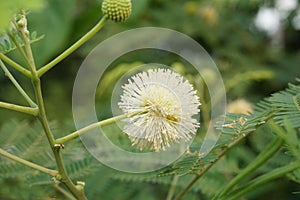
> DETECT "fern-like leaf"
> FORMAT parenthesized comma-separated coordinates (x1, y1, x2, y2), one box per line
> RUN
(0, 32, 44, 54)
(0, 120, 54, 179)
(0, 120, 99, 186)
(269, 79, 300, 128)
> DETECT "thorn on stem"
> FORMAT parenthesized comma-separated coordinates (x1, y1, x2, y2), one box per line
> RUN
(54, 144, 65, 149)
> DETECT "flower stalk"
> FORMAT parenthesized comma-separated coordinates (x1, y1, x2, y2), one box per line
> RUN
(37, 15, 107, 77)
(55, 112, 141, 144)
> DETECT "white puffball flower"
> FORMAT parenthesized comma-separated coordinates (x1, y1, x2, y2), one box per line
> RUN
(292, 9, 300, 30)
(254, 7, 281, 36)
(276, 0, 297, 13)
(118, 68, 200, 152)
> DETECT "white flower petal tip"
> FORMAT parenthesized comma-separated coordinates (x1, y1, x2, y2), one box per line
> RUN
(118, 68, 201, 152)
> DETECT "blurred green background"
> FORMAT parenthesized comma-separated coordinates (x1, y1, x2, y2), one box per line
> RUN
(1, 0, 300, 199)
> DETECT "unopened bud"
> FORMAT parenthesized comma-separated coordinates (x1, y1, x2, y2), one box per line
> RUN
(102, 0, 132, 22)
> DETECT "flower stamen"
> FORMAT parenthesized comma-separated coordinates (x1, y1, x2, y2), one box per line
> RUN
(118, 68, 200, 152)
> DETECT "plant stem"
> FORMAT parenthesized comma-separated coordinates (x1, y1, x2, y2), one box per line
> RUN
(0, 148, 58, 177)
(214, 136, 284, 199)
(270, 121, 300, 160)
(174, 132, 256, 200)
(55, 112, 140, 144)
(53, 184, 77, 200)
(37, 16, 107, 77)
(33, 48, 88, 200)
(53, 146, 87, 199)
(18, 12, 87, 200)
(0, 59, 37, 107)
(34, 56, 88, 199)
(166, 175, 179, 200)
(225, 161, 300, 200)
(7, 31, 32, 68)
(174, 111, 276, 200)
(0, 101, 38, 116)
(0, 53, 31, 77)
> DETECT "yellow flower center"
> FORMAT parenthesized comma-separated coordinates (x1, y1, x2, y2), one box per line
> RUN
(141, 84, 181, 123)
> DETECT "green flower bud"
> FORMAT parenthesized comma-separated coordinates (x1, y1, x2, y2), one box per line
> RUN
(102, 0, 132, 22)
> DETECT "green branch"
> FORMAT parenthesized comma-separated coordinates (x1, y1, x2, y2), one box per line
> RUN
(55, 112, 139, 144)
(166, 175, 179, 200)
(225, 161, 300, 200)
(53, 184, 77, 200)
(7, 31, 32, 69)
(174, 133, 248, 200)
(174, 110, 277, 200)
(214, 136, 284, 199)
(37, 16, 107, 77)
(0, 59, 37, 107)
(17, 12, 87, 200)
(0, 53, 31, 77)
(0, 148, 58, 177)
(0, 101, 38, 116)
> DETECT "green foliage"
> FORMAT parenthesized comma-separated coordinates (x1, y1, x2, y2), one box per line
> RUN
(106, 78, 300, 199)
(0, 120, 53, 178)
(0, 120, 100, 198)
(270, 79, 300, 128)
(0, 32, 44, 54)
(1, 0, 300, 199)
(28, 0, 78, 67)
